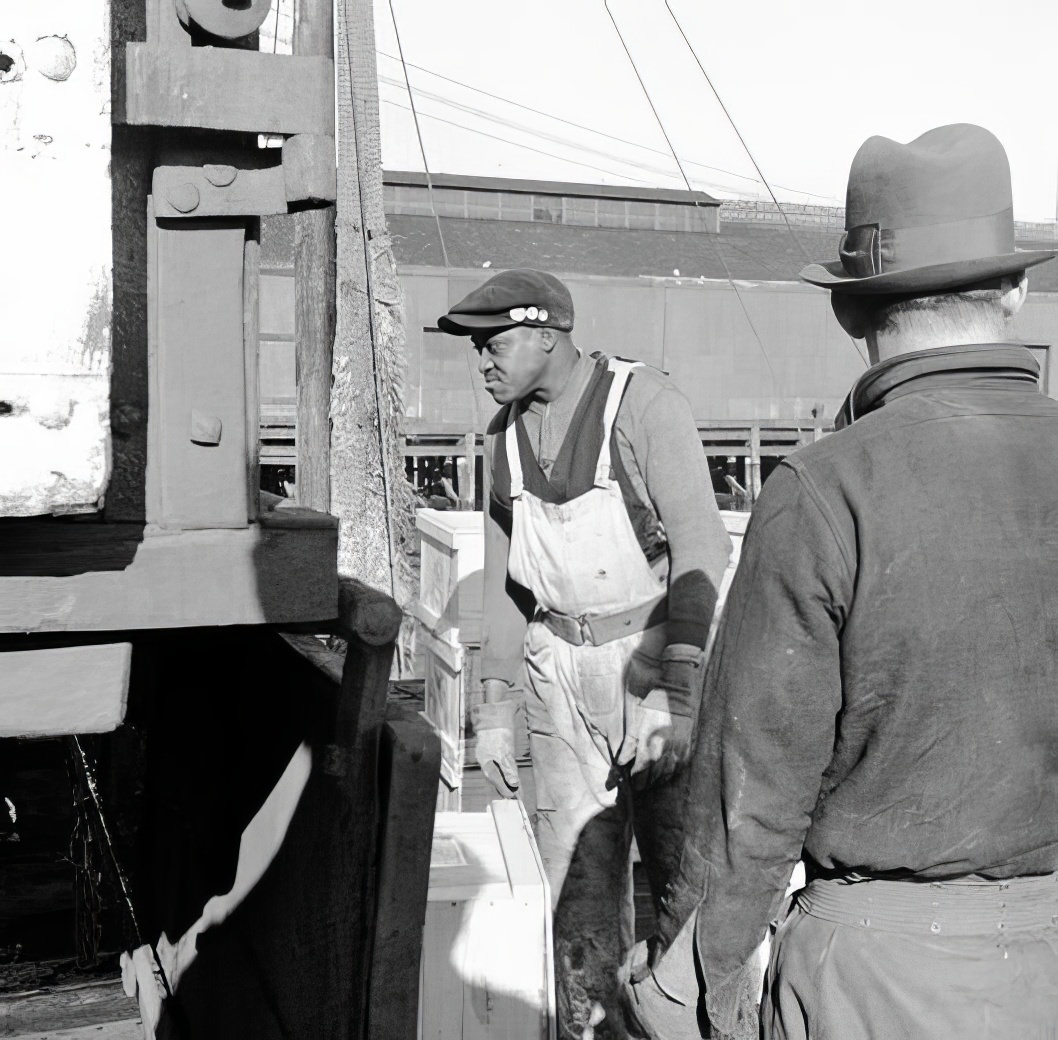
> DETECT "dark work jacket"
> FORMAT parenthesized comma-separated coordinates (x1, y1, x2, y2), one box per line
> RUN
(662, 343, 1058, 998)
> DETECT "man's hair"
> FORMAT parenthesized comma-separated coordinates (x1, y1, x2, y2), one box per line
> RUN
(862, 277, 1017, 336)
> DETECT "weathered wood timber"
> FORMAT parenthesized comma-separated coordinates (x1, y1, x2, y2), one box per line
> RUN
(0, 517, 338, 632)
(294, 0, 337, 514)
(368, 716, 441, 1038)
(0, 979, 138, 1036)
(124, 47, 334, 136)
(0, 643, 131, 737)
(152, 138, 336, 219)
(332, 0, 416, 601)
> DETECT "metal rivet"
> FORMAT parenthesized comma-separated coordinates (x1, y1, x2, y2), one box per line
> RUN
(167, 182, 200, 214)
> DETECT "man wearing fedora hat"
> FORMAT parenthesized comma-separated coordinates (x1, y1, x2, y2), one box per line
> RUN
(621, 124, 1058, 1039)
(438, 268, 731, 1039)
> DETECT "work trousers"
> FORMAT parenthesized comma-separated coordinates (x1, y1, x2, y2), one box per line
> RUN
(524, 620, 688, 1040)
(764, 873, 1058, 1040)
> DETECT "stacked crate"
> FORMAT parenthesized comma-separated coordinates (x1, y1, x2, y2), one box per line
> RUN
(415, 509, 486, 808)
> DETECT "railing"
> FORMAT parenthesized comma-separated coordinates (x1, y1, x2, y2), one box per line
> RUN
(258, 417, 832, 509)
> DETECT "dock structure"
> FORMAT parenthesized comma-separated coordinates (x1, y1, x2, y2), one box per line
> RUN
(2, 1, 436, 1037)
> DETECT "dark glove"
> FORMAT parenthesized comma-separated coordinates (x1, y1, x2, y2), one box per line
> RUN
(617, 644, 705, 788)
(470, 698, 519, 798)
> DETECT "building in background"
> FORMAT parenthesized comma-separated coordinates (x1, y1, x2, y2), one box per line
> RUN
(259, 171, 1058, 502)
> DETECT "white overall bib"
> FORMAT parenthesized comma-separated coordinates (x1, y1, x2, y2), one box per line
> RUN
(504, 359, 688, 1040)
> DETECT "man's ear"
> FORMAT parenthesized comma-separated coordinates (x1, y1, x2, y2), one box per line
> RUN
(830, 293, 869, 340)
(1001, 273, 1028, 318)
(537, 327, 558, 352)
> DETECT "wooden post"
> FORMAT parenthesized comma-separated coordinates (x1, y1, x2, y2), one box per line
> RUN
(749, 423, 762, 502)
(244, 233, 261, 519)
(368, 714, 441, 1037)
(458, 431, 476, 510)
(294, 0, 336, 512)
(331, 0, 414, 598)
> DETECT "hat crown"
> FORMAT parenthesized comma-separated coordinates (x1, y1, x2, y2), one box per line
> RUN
(846, 124, 1013, 244)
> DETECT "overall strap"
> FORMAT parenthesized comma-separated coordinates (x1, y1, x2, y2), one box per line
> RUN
(596, 359, 641, 487)
(504, 412, 524, 499)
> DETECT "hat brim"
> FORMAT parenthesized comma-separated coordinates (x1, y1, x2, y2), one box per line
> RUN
(436, 313, 519, 335)
(799, 249, 1057, 295)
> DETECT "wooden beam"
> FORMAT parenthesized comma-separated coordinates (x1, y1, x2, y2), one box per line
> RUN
(124, 46, 334, 135)
(0, 519, 338, 632)
(244, 235, 261, 520)
(294, 1, 337, 514)
(150, 218, 249, 529)
(0, 642, 131, 737)
(152, 138, 336, 219)
(0, 980, 138, 1037)
(331, 0, 412, 597)
(368, 716, 441, 1038)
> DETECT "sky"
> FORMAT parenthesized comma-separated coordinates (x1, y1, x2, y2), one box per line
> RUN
(371, 0, 1058, 222)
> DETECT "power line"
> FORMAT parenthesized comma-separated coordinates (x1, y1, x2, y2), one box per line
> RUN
(386, 0, 449, 267)
(381, 98, 658, 186)
(376, 49, 841, 202)
(378, 75, 729, 190)
(603, 0, 777, 387)
(663, 1, 868, 367)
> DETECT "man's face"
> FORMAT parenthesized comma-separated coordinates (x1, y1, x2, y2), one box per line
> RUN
(472, 325, 552, 404)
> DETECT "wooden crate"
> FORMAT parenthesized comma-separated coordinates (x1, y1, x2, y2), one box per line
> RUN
(420, 627, 480, 790)
(419, 800, 555, 1040)
(416, 509, 484, 645)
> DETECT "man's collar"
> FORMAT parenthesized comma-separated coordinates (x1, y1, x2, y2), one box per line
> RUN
(835, 343, 1041, 428)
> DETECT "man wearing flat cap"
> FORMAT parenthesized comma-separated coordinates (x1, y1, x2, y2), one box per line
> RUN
(621, 124, 1058, 1039)
(438, 269, 731, 1039)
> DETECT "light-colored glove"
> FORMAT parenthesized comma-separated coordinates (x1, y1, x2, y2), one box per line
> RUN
(617, 643, 705, 789)
(471, 698, 520, 798)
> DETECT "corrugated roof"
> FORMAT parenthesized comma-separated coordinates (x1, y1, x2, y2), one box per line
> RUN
(384, 214, 1058, 291)
(383, 169, 720, 207)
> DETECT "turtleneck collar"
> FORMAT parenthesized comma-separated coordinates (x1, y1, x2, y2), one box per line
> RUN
(834, 343, 1040, 429)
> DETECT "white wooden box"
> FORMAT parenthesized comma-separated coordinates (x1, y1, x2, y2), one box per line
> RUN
(419, 800, 556, 1040)
(416, 509, 484, 646)
(420, 627, 481, 790)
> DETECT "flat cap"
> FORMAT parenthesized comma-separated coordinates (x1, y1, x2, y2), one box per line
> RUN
(437, 268, 574, 335)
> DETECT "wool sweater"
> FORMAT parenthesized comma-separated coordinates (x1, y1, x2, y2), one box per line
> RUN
(480, 350, 731, 686)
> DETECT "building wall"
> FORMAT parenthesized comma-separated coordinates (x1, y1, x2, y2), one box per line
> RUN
(404, 267, 869, 429)
(260, 265, 1058, 437)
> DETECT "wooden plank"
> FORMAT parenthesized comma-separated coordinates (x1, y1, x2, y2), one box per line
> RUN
(1, 0, 113, 517)
(0, 980, 138, 1036)
(153, 219, 248, 529)
(419, 901, 465, 1040)
(332, 630, 399, 1040)
(0, 522, 338, 632)
(337, 576, 404, 646)
(6, 1021, 143, 1040)
(0, 642, 131, 737)
(124, 46, 334, 135)
(283, 134, 337, 204)
(153, 163, 288, 217)
(245, 236, 262, 521)
(291, 0, 336, 514)
(367, 717, 441, 1039)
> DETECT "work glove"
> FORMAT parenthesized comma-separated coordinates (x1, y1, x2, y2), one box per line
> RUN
(617, 643, 705, 789)
(471, 698, 520, 799)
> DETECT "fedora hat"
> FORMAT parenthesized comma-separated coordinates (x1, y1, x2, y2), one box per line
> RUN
(800, 124, 1056, 294)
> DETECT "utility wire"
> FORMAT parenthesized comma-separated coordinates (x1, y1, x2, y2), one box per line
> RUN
(663, 0, 868, 367)
(603, 0, 776, 386)
(386, 0, 449, 267)
(376, 50, 840, 201)
(381, 98, 657, 187)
